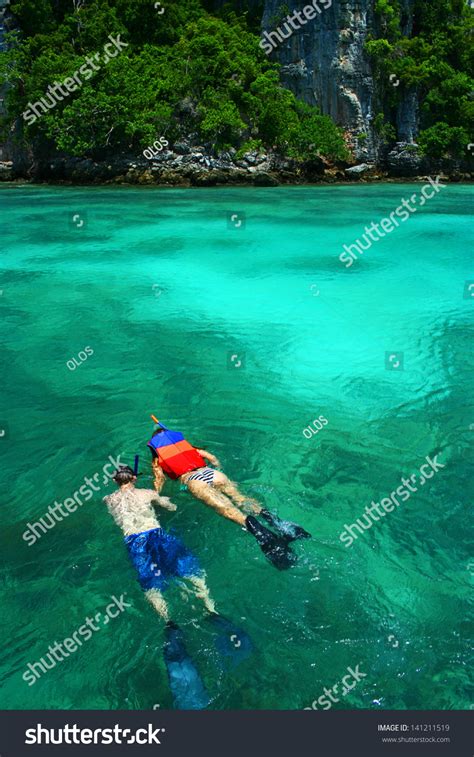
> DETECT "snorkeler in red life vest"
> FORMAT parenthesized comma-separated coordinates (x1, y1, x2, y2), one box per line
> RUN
(148, 416, 311, 570)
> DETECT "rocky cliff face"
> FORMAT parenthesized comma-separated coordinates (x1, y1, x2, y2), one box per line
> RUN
(261, 0, 418, 162)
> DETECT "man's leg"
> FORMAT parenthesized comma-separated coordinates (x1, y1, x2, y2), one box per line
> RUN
(186, 479, 246, 525)
(144, 588, 169, 621)
(212, 471, 261, 514)
(186, 574, 216, 614)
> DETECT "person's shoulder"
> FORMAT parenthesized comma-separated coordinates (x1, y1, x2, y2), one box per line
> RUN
(103, 490, 119, 505)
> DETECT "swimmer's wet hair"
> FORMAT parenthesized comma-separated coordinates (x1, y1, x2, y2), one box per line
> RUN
(113, 465, 136, 485)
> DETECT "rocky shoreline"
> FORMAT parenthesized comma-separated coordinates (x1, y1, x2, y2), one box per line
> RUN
(0, 141, 472, 186)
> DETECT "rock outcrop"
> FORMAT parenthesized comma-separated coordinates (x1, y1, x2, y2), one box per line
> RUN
(262, 0, 380, 161)
(258, 0, 472, 177)
(15, 140, 332, 185)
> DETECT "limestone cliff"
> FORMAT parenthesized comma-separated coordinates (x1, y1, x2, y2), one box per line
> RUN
(261, 0, 418, 162)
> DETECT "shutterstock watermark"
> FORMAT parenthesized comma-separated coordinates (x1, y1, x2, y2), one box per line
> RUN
(22, 34, 129, 125)
(339, 454, 445, 547)
(22, 454, 123, 546)
(339, 176, 447, 268)
(260, 0, 332, 55)
(25, 723, 164, 746)
(22, 594, 132, 686)
(304, 663, 366, 710)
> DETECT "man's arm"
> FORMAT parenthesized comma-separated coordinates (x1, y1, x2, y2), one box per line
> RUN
(196, 448, 221, 468)
(152, 494, 177, 512)
(152, 457, 166, 492)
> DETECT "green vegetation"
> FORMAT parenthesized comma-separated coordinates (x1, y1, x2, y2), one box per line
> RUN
(417, 122, 470, 159)
(373, 112, 396, 144)
(0, 0, 347, 162)
(366, 0, 473, 157)
(2, 0, 471, 166)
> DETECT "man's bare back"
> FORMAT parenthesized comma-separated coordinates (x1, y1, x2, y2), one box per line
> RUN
(104, 484, 175, 536)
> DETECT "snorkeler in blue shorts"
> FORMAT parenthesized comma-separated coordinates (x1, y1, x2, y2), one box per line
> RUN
(103, 465, 215, 618)
(103, 464, 251, 708)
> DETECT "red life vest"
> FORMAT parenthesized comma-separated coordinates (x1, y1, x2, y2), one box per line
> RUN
(147, 424, 205, 480)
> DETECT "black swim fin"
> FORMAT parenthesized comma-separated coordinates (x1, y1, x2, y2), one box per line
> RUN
(163, 621, 210, 710)
(207, 613, 252, 667)
(245, 515, 296, 570)
(260, 509, 311, 541)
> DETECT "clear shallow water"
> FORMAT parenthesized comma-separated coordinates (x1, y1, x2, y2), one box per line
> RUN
(0, 183, 472, 710)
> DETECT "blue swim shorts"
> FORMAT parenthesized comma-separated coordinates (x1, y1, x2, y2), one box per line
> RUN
(124, 527, 202, 592)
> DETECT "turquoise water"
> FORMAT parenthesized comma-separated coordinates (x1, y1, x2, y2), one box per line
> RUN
(0, 183, 472, 710)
